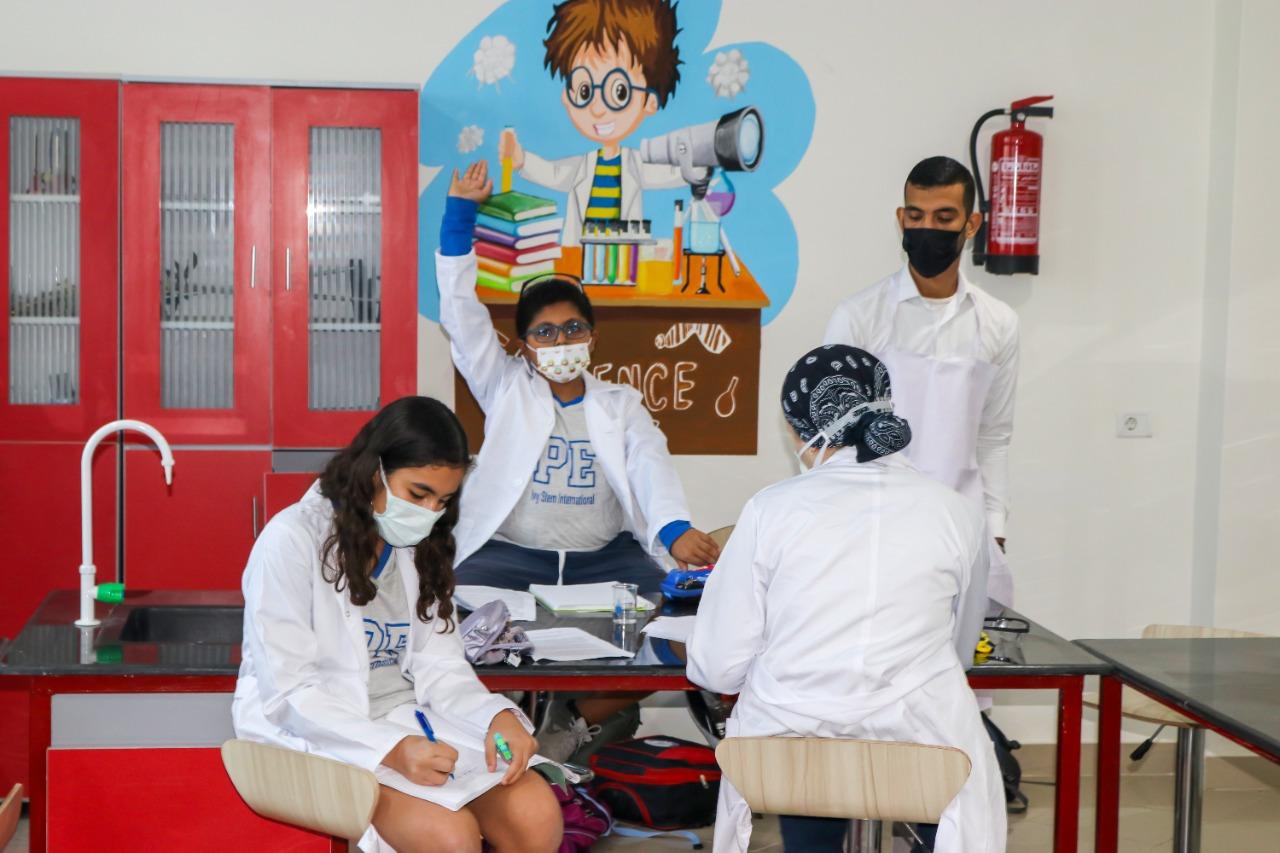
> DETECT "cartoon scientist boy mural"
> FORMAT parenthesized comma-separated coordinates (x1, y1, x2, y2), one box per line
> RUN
(499, 0, 687, 246)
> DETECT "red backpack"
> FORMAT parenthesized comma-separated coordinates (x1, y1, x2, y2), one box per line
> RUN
(589, 737, 721, 830)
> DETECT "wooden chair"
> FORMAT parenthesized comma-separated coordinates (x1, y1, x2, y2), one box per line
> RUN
(0, 782, 23, 850)
(221, 739, 380, 849)
(1084, 624, 1267, 853)
(716, 736, 971, 852)
(708, 525, 735, 550)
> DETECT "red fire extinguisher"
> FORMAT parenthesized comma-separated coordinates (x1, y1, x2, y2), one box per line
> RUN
(970, 95, 1054, 275)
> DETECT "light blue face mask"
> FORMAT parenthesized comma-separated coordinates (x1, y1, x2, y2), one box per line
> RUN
(372, 461, 445, 548)
(795, 400, 894, 473)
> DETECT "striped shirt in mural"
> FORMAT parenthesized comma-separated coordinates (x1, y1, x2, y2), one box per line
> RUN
(585, 151, 622, 219)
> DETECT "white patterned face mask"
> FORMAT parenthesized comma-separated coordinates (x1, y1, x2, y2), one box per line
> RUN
(530, 341, 591, 383)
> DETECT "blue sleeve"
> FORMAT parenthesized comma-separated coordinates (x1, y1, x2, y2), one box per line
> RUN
(439, 196, 478, 257)
(659, 520, 692, 553)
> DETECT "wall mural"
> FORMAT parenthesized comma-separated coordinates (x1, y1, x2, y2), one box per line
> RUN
(419, 0, 814, 453)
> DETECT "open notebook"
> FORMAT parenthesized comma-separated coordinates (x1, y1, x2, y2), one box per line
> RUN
(375, 705, 546, 811)
(529, 582, 658, 614)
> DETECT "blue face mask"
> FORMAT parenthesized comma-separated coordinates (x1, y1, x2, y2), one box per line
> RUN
(371, 462, 444, 548)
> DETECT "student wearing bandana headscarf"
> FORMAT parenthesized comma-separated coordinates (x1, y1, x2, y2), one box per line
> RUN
(688, 345, 1006, 853)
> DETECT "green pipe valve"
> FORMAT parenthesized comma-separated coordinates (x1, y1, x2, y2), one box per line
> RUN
(94, 582, 125, 604)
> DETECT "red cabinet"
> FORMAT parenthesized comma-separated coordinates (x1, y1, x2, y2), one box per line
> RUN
(122, 84, 273, 445)
(0, 440, 117, 794)
(0, 77, 418, 808)
(0, 441, 117, 636)
(49, 748, 338, 850)
(263, 471, 320, 522)
(272, 89, 418, 448)
(117, 85, 419, 583)
(124, 447, 271, 590)
(0, 78, 119, 441)
(0, 78, 120, 797)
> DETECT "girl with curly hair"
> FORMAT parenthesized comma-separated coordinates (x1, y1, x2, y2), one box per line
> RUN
(233, 396, 562, 852)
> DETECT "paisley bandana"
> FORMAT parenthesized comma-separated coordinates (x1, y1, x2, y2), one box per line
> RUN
(781, 344, 912, 463)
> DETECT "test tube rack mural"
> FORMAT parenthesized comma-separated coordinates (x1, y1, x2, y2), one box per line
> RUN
(580, 218, 655, 286)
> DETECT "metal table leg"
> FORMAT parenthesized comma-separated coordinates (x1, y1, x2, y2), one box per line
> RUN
(848, 819, 883, 852)
(1173, 727, 1204, 853)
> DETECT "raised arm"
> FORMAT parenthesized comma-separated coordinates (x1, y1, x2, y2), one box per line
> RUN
(436, 161, 521, 412)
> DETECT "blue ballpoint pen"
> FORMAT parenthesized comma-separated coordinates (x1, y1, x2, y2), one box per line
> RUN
(414, 709, 455, 781)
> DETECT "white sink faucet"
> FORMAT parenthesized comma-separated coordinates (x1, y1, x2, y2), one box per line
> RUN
(77, 419, 174, 627)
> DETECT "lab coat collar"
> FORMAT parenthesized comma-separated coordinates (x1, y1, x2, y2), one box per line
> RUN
(893, 263, 971, 306)
(582, 371, 629, 398)
(815, 445, 916, 473)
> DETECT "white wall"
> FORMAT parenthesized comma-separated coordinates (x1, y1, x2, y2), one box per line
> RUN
(1213, 0, 1280, 634)
(4, 0, 1272, 743)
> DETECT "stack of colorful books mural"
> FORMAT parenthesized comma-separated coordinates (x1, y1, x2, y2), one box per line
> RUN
(473, 191, 564, 292)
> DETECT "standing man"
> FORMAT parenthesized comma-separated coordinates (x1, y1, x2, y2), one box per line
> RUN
(824, 156, 1019, 606)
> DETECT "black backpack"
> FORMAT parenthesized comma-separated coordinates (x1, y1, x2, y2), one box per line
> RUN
(982, 714, 1028, 813)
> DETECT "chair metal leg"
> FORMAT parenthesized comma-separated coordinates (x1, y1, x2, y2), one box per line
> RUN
(1173, 727, 1204, 853)
(848, 819, 883, 852)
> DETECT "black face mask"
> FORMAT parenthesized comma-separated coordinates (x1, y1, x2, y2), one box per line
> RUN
(901, 227, 967, 278)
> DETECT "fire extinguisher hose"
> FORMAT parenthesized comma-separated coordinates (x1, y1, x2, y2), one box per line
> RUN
(968, 108, 1007, 266)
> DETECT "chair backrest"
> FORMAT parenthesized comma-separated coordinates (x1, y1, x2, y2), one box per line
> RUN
(708, 525, 735, 550)
(715, 737, 970, 823)
(1141, 624, 1267, 639)
(221, 739, 380, 841)
(0, 782, 23, 849)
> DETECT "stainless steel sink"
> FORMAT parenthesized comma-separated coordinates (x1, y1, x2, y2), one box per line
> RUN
(118, 605, 244, 644)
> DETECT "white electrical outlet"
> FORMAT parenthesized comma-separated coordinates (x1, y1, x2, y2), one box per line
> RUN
(1117, 412, 1153, 438)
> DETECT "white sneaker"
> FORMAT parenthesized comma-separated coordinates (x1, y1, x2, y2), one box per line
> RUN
(537, 708, 601, 763)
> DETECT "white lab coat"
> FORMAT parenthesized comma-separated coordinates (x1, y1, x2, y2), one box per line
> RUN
(519, 147, 685, 246)
(232, 483, 526, 852)
(686, 451, 1006, 853)
(436, 250, 692, 565)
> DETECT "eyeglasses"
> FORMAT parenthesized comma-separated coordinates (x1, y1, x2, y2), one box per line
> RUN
(526, 319, 593, 345)
(565, 66, 656, 112)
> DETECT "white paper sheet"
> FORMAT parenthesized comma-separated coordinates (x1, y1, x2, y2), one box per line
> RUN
(524, 627, 635, 661)
(529, 582, 657, 614)
(373, 706, 508, 811)
(454, 585, 538, 622)
(640, 615, 696, 644)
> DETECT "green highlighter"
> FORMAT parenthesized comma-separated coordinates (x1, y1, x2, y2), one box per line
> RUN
(493, 733, 514, 763)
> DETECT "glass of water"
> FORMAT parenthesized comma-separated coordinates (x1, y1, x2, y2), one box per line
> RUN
(612, 582, 639, 625)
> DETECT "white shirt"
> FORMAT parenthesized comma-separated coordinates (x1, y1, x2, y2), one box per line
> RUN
(494, 398, 625, 551)
(823, 266, 1019, 538)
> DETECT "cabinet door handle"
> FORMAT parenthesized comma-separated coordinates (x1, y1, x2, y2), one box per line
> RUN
(250, 244, 257, 289)
(251, 495, 260, 539)
(285, 247, 292, 291)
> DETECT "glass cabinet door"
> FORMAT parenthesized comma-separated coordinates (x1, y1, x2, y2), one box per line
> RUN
(9, 116, 81, 406)
(159, 122, 236, 409)
(1, 79, 118, 440)
(306, 126, 382, 412)
(122, 84, 271, 444)
(272, 89, 417, 448)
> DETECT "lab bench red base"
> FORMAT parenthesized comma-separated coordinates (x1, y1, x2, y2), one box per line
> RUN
(16, 671, 1094, 853)
(47, 747, 342, 851)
